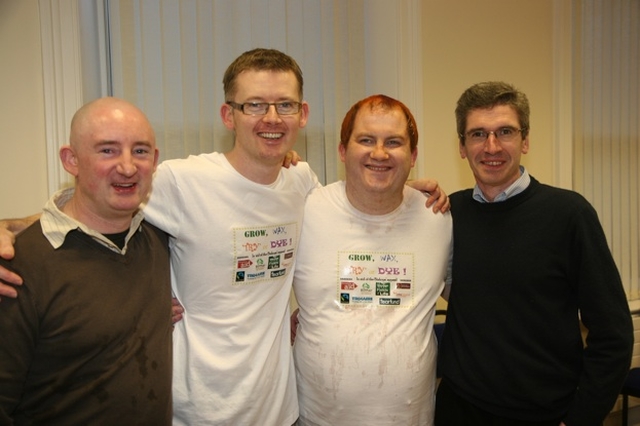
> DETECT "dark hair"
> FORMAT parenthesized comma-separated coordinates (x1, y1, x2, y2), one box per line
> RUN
(455, 81, 530, 144)
(223, 48, 304, 100)
(340, 94, 418, 152)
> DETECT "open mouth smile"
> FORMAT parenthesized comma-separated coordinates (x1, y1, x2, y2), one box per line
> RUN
(258, 132, 284, 140)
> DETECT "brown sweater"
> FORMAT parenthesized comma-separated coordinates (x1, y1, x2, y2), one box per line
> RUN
(0, 221, 173, 425)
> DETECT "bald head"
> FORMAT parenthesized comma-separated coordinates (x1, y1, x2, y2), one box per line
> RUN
(59, 97, 159, 233)
(69, 97, 155, 149)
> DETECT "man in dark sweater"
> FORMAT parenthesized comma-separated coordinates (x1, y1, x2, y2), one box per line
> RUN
(435, 81, 633, 426)
(0, 97, 172, 425)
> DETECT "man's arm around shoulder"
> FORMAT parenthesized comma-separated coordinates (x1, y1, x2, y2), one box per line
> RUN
(0, 214, 41, 298)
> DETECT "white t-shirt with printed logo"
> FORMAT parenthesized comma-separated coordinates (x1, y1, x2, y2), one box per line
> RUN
(144, 152, 320, 426)
(293, 182, 452, 426)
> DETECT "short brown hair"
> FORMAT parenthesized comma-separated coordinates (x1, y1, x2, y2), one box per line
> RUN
(455, 81, 530, 145)
(223, 48, 304, 100)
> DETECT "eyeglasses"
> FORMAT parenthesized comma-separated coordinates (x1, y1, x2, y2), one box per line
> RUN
(226, 101, 302, 116)
(461, 127, 526, 144)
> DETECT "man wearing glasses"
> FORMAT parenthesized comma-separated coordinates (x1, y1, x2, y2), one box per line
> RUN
(435, 81, 633, 426)
(143, 49, 319, 425)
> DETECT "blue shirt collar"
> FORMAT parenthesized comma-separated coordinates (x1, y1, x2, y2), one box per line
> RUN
(472, 166, 531, 203)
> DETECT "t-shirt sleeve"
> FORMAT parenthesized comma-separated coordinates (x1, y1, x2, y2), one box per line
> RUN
(143, 162, 184, 237)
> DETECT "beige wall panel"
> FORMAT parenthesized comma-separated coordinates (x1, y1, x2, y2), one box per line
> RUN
(0, 0, 48, 218)
(422, 0, 554, 192)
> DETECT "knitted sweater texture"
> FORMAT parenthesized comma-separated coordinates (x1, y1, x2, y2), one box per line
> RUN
(0, 221, 172, 425)
(441, 176, 633, 425)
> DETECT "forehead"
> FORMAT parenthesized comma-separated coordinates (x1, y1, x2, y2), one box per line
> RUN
(83, 113, 154, 147)
(353, 107, 407, 134)
(234, 69, 300, 100)
(466, 105, 519, 129)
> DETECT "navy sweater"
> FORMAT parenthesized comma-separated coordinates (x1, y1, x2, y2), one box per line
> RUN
(440, 176, 633, 425)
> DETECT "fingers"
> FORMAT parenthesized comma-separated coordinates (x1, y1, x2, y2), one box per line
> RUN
(425, 187, 450, 214)
(282, 151, 302, 168)
(0, 229, 16, 261)
(0, 280, 20, 300)
(290, 308, 300, 345)
(171, 297, 185, 324)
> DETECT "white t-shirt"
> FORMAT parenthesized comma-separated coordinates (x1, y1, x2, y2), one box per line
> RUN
(293, 182, 452, 426)
(144, 152, 320, 425)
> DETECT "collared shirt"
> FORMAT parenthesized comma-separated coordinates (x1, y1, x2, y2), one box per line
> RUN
(472, 166, 531, 203)
(40, 187, 144, 254)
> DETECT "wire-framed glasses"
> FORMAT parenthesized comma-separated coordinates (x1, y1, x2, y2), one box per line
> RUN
(461, 127, 526, 144)
(226, 101, 302, 116)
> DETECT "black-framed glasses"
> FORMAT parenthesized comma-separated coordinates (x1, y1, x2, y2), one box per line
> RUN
(461, 127, 526, 144)
(226, 101, 302, 116)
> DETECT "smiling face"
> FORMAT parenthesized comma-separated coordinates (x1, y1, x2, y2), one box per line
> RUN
(459, 104, 529, 201)
(221, 69, 309, 182)
(61, 98, 158, 232)
(339, 105, 417, 214)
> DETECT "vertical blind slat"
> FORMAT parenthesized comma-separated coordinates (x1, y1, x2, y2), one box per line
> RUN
(575, 0, 640, 300)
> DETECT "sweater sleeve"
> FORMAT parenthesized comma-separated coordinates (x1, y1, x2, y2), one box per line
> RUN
(0, 260, 39, 423)
(562, 201, 633, 425)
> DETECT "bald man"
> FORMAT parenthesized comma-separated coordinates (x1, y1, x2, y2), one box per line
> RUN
(0, 97, 172, 425)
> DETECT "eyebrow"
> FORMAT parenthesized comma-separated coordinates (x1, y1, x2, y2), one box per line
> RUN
(467, 123, 517, 132)
(242, 97, 298, 103)
(354, 132, 406, 140)
(94, 140, 153, 148)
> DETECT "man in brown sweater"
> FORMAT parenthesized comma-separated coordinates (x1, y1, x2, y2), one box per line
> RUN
(0, 97, 172, 425)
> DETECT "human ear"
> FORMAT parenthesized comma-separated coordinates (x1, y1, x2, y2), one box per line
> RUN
(59, 145, 79, 176)
(338, 142, 347, 163)
(459, 142, 468, 159)
(220, 103, 236, 131)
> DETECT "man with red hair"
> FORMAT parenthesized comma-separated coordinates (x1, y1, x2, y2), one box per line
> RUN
(291, 95, 451, 425)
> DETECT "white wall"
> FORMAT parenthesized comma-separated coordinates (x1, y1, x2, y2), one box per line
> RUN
(0, 0, 48, 218)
